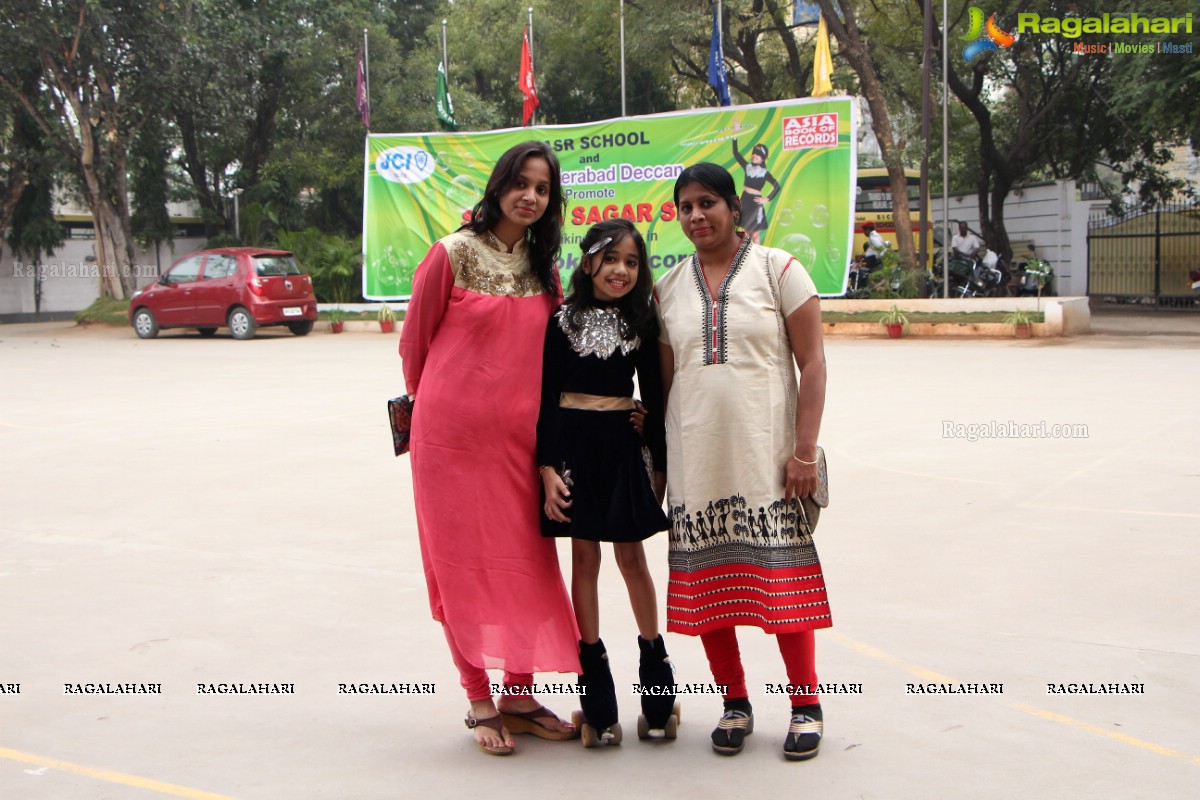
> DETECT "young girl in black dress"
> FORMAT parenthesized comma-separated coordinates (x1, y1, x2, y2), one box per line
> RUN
(537, 218, 678, 746)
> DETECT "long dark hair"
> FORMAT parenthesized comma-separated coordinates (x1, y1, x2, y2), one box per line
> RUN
(673, 162, 742, 220)
(463, 140, 564, 294)
(565, 218, 657, 340)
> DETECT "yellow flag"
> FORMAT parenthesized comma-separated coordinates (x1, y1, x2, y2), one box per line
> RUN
(812, 14, 833, 97)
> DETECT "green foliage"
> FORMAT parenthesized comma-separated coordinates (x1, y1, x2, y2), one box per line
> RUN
(75, 297, 132, 326)
(864, 248, 922, 299)
(130, 114, 174, 250)
(1003, 310, 1033, 325)
(205, 233, 242, 249)
(6, 0, 1198, 273)
(877, 304, 908, 327)
(274, 227, 362, 303)
(377, 304, 395, 323)
(240, 202, 281, 248)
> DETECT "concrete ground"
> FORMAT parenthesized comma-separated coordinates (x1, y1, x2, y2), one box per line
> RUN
(1, 318, 1197, 799)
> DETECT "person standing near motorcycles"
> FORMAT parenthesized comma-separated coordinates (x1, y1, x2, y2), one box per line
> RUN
(862, 222, 889, 271)
(951, 221, 983, 259)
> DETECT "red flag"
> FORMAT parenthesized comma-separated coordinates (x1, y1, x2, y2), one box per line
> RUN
(356, 48, 370, 129)
(519, 26, 538, 126)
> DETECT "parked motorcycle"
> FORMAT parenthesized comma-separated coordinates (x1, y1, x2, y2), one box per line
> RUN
(976, 250, 1011, 296)
(846, 247, 903, 298)
(1014, 257, 1055, 297)
(845, 253, 876, 299)
(931, 251, 997, 298)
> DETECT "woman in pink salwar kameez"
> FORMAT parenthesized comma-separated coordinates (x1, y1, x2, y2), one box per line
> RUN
(399, 141, 580, 755)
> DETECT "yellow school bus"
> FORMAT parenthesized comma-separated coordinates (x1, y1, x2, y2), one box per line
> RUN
(854, 168, 935, 265)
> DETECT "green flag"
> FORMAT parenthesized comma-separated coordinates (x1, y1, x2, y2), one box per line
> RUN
(436, 61, 457, 131)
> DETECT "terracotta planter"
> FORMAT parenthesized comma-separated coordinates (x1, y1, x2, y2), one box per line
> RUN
(379, 320, 395, 334)
(1014, 323, 1032, 339)
(330, 321, 345, 333)
(886, 322, 903, 339)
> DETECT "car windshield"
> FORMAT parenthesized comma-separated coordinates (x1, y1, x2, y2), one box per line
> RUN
(253, 255, 302, 276)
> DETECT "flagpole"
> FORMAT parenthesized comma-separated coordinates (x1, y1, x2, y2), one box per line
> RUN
(528, 7, 535, 127)
(619, 0, 627, 117)
(362, 28, 370, 121)
(942, 0, 950, 298)
(442, 19, 449, 77)
(716, 0, 722, 56)
(919, 0, 932, 279)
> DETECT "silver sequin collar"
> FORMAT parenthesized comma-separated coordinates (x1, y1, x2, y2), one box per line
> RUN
(556, 304, 639, 359)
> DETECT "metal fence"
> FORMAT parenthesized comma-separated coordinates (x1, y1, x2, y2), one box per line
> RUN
(1087, 203, 1200, 309)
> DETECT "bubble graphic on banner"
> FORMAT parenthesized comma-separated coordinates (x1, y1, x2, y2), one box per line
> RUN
(447, 175, 479, 209)
(777, 209, 795, 230)
(780, 233, 817, 268)
(826, 244, 843, 266)
(809, 204, 830, 229)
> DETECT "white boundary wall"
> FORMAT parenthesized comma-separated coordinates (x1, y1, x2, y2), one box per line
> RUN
(934, 179, 1107, 298)
(1, 238, 206, 317)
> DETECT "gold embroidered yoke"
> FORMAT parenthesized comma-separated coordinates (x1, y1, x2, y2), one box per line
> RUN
(443, 230, 546, 297)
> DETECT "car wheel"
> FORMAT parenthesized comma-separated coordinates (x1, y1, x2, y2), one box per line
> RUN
(228, 307, 257, 340)
(133, 308, 159, 339)
(287, 320, 313, 336)
(197, 327, 218, 337)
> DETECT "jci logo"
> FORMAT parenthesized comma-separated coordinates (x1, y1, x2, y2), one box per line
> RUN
(961, 8, 1018, 63)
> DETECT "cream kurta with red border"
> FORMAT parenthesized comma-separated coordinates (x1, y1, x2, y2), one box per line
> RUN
(654, 237, 831, 635)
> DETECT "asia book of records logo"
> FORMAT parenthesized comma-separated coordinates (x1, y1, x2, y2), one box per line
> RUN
(783, 113, 838, 150)
(961, 7, 1019, 63)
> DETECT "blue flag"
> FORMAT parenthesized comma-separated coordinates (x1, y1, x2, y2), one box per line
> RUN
(707, 4, 730, 106)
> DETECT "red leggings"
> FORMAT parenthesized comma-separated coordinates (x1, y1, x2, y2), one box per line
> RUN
(700, 627, 819, 706)
(443, 625, 533, 702)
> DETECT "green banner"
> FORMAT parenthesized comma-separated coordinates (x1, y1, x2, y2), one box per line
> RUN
(363, 98, 856, 299)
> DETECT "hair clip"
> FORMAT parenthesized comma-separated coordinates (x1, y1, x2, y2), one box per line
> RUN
(584, 237, 614, 258)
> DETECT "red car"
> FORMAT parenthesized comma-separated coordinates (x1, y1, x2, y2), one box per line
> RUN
(129, 248, 318, 339)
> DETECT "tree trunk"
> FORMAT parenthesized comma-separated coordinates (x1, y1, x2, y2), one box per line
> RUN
(817, 0, 918, 272)
(75, 114, 136, 298)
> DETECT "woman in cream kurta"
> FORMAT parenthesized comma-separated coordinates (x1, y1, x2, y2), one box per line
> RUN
(655, 234, 831, 635)
(654, 161, 830, 761)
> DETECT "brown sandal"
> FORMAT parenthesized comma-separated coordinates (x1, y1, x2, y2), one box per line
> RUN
(500, 705, 579, 741)
(465, 711, 514, 755)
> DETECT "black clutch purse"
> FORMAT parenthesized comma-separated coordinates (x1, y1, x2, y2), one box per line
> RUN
(387, 395, 415, 456)
(797, 446, 829, 534)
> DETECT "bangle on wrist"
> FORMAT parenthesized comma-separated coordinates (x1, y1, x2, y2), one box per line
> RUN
(538, 465, 554, 475)
(792, 454, 817, 465)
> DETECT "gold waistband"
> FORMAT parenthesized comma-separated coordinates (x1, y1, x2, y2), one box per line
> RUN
(559, 392, 636, 411)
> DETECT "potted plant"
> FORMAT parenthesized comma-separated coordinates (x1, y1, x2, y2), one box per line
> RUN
(1004, 310, 1034, 339)
(877, 304, 908, 339)
(328, 308, 345, 334)
(377, 304, 395, 333)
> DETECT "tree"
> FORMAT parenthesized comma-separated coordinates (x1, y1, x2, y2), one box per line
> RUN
(0, 1, 179, 298)
(814, 0, 918, 270)
(5, 75, 64, 317)
(169, 0, 298, 238)
(644, 0, 826, 105)
(1, 74, 36, 237)
(130, 113, 175, 275)
(928, 0, 1198, 257)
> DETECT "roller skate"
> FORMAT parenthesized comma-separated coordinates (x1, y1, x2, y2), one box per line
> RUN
(572, 639, 622, 747)
(636, 634, 680, 740)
